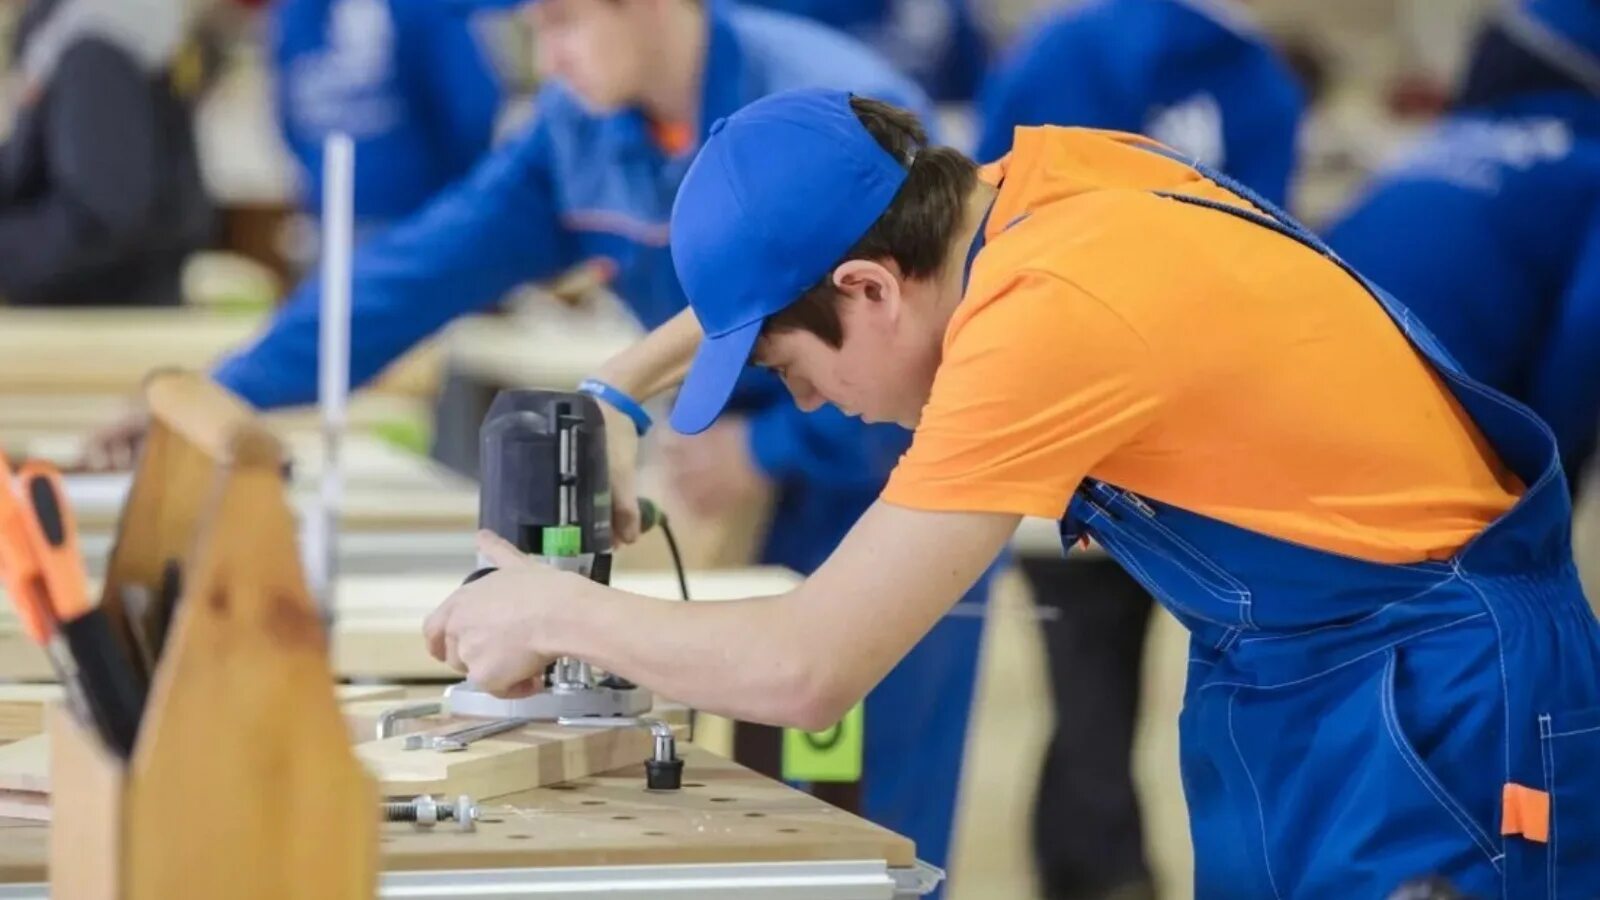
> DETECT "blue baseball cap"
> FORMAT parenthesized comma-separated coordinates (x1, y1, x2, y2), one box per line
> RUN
(1502, 0, 1600, 86)
(668, 89, 910, 434)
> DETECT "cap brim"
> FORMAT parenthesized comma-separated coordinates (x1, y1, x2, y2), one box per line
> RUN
(669, 319, 763, 435)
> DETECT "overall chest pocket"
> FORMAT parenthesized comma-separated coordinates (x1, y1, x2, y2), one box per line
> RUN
(1076, 483, 1255, 631)
(1539, 704, 1600, 899)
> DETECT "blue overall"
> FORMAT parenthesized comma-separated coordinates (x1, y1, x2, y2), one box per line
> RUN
(218, 2, 990, 874)
(1052, 151, 1600, 897)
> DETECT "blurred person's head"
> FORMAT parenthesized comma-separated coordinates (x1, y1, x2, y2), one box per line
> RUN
(526, 0, 704, 115)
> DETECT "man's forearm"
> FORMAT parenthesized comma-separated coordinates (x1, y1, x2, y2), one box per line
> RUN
(554, 584, 842, 730)
(593, 307, 703, 401)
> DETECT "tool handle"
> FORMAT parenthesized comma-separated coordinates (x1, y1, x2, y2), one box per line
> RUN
(17, 462, 91, 620)
(637, 498, 662, 535)
(0, 455, 53, 645)
(59, 610, 146, 759)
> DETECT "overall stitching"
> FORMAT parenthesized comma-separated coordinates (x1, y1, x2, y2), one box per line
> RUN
(1455, 560, 1516, 863)
(1540, 713, 1556, 900)
(1235, 574, 1461, 645)
(1099, 513, 1250, 607)
(1196, 613, 1487, 694)
(1227, 688, 1284, 900)
(1380, 652, 1504, 868)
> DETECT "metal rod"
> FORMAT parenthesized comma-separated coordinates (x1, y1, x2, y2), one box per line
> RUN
(311, 131, 354, 631)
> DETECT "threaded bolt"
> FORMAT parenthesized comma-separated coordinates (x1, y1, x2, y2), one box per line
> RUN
(380, 794, 478, 831)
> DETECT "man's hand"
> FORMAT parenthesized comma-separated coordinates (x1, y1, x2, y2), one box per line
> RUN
(423, 530, 587, 697)
(661, 417, 771, 518)
(79, 407, 148, 471)
(596, 400, 645, 544)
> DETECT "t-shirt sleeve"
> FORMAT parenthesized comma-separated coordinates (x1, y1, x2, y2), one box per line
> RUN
(881, 270, 1163, 519)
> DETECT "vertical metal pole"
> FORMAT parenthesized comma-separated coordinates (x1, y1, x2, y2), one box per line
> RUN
(311, 132, 354, 631)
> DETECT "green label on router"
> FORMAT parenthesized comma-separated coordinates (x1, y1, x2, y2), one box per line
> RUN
(782, 702, 864, 783)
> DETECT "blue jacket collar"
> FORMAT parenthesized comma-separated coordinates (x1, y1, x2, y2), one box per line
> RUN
(600, 0, 749, 159)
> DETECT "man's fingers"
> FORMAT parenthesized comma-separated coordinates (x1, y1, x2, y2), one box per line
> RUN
(499, 678, 541, 699)
(423, 599, 453, 661)
(614, 502, 640, 544)
(445, 635, 466, 674)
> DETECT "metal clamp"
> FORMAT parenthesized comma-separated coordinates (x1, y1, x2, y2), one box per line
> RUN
(404, 716, 532, 752)
(558, 715, 682, 790)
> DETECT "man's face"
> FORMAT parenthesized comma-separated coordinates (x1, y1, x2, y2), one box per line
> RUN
(527, 0, 651, 112)
(753, 261, 948, 429)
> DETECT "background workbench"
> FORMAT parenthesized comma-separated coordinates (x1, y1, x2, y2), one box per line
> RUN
(0, 569, 801, 682)
(0, 308, 438, 399)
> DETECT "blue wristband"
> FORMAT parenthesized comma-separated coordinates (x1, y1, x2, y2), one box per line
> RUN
(577, 378, 653, 436)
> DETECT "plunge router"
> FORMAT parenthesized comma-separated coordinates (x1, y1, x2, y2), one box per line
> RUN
(443, 390, 655, 721)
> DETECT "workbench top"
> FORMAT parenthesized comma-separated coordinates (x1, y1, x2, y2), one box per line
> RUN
(0, 745, 914, 883)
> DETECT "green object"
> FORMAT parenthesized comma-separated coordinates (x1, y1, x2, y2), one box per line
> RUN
(782, 701, 864, 783)
(372, 417, 432, 456)
(540, 525, 583, 557)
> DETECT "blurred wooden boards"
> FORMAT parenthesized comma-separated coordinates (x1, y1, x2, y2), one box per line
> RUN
(0, 393, 427, 440)
(0, 308, 439, 398)
(12, 431, 478, 536)
(0, 569, 800, 681)
(0, 683, 406, 746)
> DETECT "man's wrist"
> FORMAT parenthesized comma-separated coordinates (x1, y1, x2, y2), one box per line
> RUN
(578, 378, 652, 436)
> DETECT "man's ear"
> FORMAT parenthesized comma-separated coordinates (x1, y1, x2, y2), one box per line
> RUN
(831, 259, 903, 315)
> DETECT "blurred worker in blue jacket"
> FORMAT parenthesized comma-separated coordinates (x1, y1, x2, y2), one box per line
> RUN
(976, 2, 1304, 897)
(978, 0, 1302, 207)
(739, 0, 990, 101)
(271, 0, 502, 225)
(1327, 0, 1600, 495)
(96, 0, 993, 879)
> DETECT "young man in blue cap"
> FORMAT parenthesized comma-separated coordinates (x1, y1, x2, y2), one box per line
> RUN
(270, 0, 503, 227)
(1327, 0, 1600, 495)
(426, 88, 1600, 899)
(978, 2, 1305, 894)
(87, 0, 993, 877)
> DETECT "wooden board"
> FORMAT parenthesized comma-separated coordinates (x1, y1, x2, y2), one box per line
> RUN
(12, 433, 480, 535)
(0, 686, 413, 818)
(0, 308, 438, 398)
(361, 718, 662, 800)
(0, 737, 47, 795)
(0, 394, 427, 439)
(0, 745, 913, 884)
(0, 684, 406, 746)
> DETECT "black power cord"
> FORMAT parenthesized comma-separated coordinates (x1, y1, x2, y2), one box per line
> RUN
(650, 508, 696, 743)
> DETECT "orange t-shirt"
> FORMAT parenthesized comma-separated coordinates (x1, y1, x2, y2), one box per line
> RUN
(880, 127, 1522, 564)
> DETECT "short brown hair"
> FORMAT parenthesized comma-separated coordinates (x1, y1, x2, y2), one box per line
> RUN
(762, 97, 978, 348)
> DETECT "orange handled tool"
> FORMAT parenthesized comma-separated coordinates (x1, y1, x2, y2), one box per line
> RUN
(15, 462, 91, 622)
(0, 456, 145, 757)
